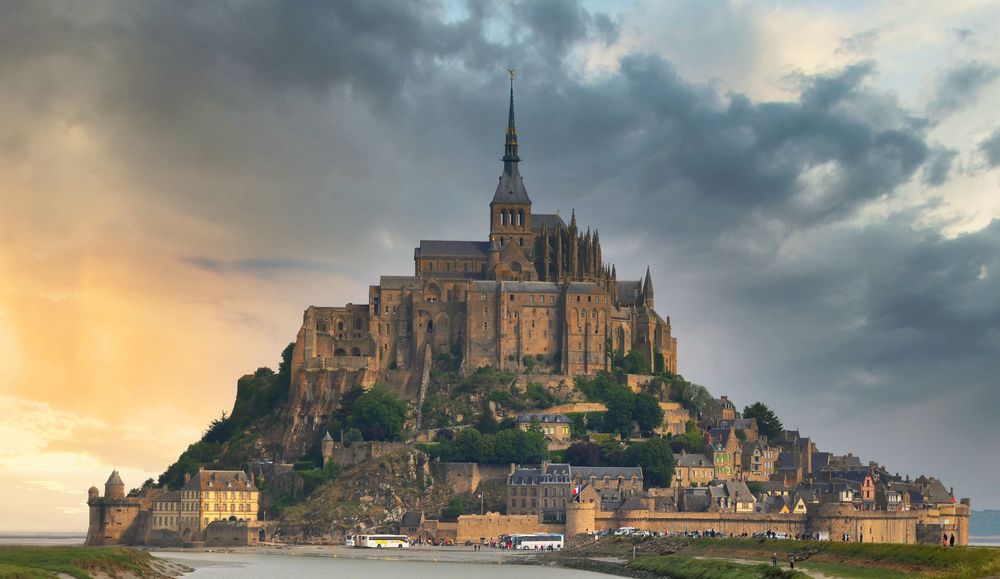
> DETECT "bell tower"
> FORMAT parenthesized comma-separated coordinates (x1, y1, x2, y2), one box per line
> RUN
(490, 69, 533, 256)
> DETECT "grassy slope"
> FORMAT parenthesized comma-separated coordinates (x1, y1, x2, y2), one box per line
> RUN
(0, 547, 159, 579)
(629, 555, 807, 578)
(674, 538, 1000, 579)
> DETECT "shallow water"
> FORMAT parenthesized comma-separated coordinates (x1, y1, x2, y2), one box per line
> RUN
(156, 550, 616, 578)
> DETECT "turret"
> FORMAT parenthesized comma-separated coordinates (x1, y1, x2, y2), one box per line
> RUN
(105, 470, 125, 500)
(643, 266, 654, 309)
(321, 431, 335, 467)
(88, 485, 99, 502)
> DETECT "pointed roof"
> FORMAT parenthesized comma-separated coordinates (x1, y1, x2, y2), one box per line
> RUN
(643, 266, 654, 298)
(106, 470, 124, 486)
(493, 70, 531, 205)
(322, 431, 333, 441)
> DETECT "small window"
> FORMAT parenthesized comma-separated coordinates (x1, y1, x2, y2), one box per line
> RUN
(510, 294, 515, 301)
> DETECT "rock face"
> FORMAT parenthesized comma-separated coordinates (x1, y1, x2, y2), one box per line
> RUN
(278, 447, 450, 540)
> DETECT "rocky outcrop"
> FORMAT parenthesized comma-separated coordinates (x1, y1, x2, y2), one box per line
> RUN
(278, 447, 450, 540)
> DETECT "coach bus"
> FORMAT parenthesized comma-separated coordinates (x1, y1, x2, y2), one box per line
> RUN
(511, 533, 564, 550)
(353, 534, 409, 549)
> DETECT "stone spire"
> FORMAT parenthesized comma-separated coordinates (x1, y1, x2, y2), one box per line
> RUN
(503, 68, 519, 164)
(492, 69, 530, 205)
(643, 266, 654, 308)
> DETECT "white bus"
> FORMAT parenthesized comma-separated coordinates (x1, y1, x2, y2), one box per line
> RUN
(511, 533, 564, 550)
(353, 534, 409, 549)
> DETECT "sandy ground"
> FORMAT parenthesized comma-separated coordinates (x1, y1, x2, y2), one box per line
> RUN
(149, 544, 543, 565)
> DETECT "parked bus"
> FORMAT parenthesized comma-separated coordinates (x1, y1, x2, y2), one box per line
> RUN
(511, 533, 564, 550)
(353, 534, 409, 549)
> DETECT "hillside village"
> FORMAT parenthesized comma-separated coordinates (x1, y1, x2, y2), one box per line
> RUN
(85, 75, 969, 549)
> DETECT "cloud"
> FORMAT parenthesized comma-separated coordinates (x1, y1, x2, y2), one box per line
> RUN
(837, 28, 880, 55)
(922, 146, 959, 186)
(925, 61, 1000, 118)
(1, 0, 999, 532)
(979, 129, 1000, 168)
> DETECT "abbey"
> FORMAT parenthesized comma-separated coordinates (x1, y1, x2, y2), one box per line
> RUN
(291, 76, 677, 400)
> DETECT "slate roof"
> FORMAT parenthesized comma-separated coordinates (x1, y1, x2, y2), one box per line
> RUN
(720, 418, 758, 431)
(400, 511, 423, 528)
(571, 466, 643, 480)
(516, 413, 571, 424)
(616, 280, 642, 305)
(106, 470, 124, 486)
(566, 281, 605, 294)
(499, 281, 561, 293)
(509, 467, 543, 485)
(379, 276, 421, 290)
(181, 470, 258, 493)
(155, 490, 181, 505)
(532, 213, 566, 230)
(674, 453, 713, 468)
(493, 163, 531, 205)
(417, 240, 490, 258)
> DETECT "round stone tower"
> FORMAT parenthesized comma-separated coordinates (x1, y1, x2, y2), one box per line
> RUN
(565, 500, 597, 537)
(88, 485, 99, 502)
(105, 470, 125, 500)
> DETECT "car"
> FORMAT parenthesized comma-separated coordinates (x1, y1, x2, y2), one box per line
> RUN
(344, 537, 354, 547)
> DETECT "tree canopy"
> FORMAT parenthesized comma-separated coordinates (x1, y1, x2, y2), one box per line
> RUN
(623, 437, 675, 488)
(429, 427, 547, 464)
(742, 401, 784, 440)
(350, 385, 408, 441)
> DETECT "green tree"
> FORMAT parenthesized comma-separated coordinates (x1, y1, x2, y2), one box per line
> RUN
(474, 403, 500, 434)
(633, 393, 664, 434)
(623, 437, 675, 488)
(742, 401, 784, 440)
(349, 385, 408, 441)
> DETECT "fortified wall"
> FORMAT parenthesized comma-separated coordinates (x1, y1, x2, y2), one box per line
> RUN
(429, 462, 516, 494)
(454, 502, 971, 545)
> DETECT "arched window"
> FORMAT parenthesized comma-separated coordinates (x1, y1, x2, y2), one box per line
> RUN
(351, 347, 361, 356)
(500, 211, 506, 226)
(519, 210, 525, 226)
(337, 320, 345, 331)
(335, 348, 347, 356)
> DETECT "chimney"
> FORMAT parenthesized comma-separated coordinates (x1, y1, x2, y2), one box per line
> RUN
(184, 472, 191, 484)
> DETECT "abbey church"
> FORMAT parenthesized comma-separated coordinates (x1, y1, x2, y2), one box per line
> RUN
(289, 75, 677, 409)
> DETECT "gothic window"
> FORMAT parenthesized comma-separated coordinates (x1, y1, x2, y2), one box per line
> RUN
(354, 319, 362, 331)
(481, 292, 487, 301)
(351, 347, 361, 356)
(337, 320, 345, 331)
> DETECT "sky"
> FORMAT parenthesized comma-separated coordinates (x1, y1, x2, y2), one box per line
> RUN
(1, 0, 998, 531)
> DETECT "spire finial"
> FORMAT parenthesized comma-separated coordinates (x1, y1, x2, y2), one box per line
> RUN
(503, 69, 519, 164)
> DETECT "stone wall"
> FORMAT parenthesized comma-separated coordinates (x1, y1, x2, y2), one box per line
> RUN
(330, 441, 409, 467)
(205, 521, 273, 546)
(806, 503, 918, 543)
(429, 462, 515, 494)
(455, 513, 564, 542)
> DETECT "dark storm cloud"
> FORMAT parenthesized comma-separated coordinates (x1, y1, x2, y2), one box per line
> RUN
(4, 0, 998, 504)
(979, 129, 1000, 168)
(925, 61, 1000, 118)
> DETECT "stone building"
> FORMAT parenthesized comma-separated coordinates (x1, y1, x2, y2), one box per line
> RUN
(515, 413, 572, 441)
(85, 470, 145, 546)
(507, 463, 643, 523)
(672, 451, 715, 488)
(176, 469, 259, 541)
(284, 75, 679, 450)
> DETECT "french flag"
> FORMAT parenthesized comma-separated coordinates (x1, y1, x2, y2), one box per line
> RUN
(572, 485, 581, 496)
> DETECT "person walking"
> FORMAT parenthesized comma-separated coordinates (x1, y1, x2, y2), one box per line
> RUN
(950, 534, 955, 547)
(772, 553, 778, 567)
(788, 554, 795, 569)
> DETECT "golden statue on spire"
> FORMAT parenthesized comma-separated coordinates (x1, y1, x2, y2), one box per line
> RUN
(507, 68, 516, 80)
